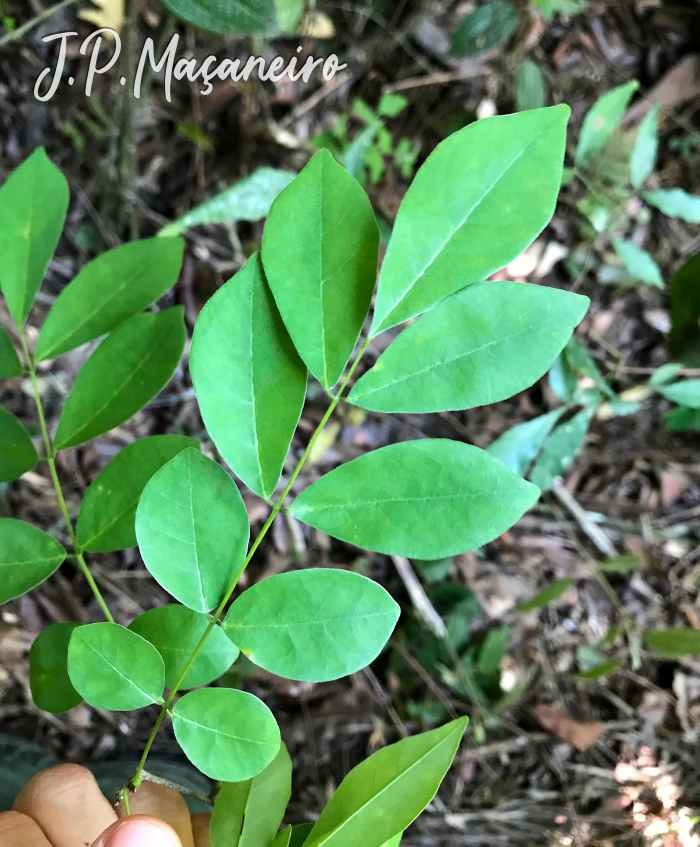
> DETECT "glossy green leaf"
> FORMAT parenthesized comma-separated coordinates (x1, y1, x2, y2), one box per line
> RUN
(0, 148, 69, 326)
(304, 718, 467, 847)
(211, 781, 251, 847)
(238, 744, 292, 847)
(190, 254, 306, 498)
(0, 408, 38, 482)
(262, 149, 379, 388)
(644, 628, 700, 657)
(370, 106, 569, 335)
(612, 239, 663, 288)
(289, 824, 314, 847)
(656, 379, 700, 408)
(630, 105, 659, 189)
(0, 329, 22, 378)
(224, 569, 400, 682)
(0, 519, 66, 604)
(529, 406, 596, 491)
(350, 283, 588, 413)
(645, 189, 700, 224)
(516, 578, 572, 612)
(575, 81, 638, 166)
(67, 622, 165, 710)
(77, 435, 199, 552)
(128, 605, 239, 690)
(670, 252, 700, 366)
(487, 409, 565, 476)
(516, 60, 546, 111)
(172, 688, 280, 781)
(290, 440, 539, 559)
(35, 238, 184, 361)
(54, 308, 186, 450)
(159, 0, 276, 33)
(450, 1, 518, 57)
(160, 170, 296, 237)
(29, 622, 82, 713)
(136, 448, 249, 613)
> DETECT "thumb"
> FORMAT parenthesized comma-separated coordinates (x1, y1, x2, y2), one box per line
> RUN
(91, 815, 182, 847)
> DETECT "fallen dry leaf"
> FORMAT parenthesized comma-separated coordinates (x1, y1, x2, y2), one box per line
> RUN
(532, 703, 608, 752)
(623, 55, 700, 125)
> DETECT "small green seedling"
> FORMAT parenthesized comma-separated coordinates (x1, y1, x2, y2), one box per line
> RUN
(1, 105, 598, 840)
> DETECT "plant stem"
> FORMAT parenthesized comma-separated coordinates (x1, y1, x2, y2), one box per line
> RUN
(19, 329, 114, 624)
(0, 0, 77, 47)
(128, 337, 371, 795)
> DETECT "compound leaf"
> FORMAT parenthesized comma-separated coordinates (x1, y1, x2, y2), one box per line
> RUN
(30, 622, 83, 714)
(0, 329, 22, 378)
(486, 409, 565, 476)
(172, 688, 280, 781)
(575, 81, 638, 166)
(77, 435, 200, 552)
(0, 148, 69, 326)
(630, 105, 659, 189)
(350, 283, 588, 412)
(67, 622, 165, 711)
(0, 407, 38, 482)
(129, 605, 239, 690)
(645, 189, 700, 224)
(54, 308, 186, 450)
(0, 519, 66, 604)
(262, 149, 379, 388)
(136, 448, 249, 613)
(36, 238, 184, 361)
(529, 406, 596, 491)
(224, 569, 400, 682)
(190, 254, 306, 498)
(304, 718, 467, 847)
(371, 106, 569, 335)
(289, 440, 539, 559)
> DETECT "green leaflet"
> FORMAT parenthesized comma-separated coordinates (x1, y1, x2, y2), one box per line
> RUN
(190, 254, 306, 498)
(160, 169, 296, 236)
(0, 328, 22, 378)
(238, 744, 293, 847)
(0, 148, 69, 326)
(669, 252, 700, 366)
(289, 440, 539, 559)
(54, 308, 186, 450)
(486, 409, 565, 476)
(450, 1, 518, 57)
(575, 80, 638, 166)
(262, 149, 379, 388)
(224, 569, 400, 682)
(630, 106, 659, 189)
(644, 628, 700, 657)
(304, 718, 467, 847)
(35, 237, 184, 361)
(645, 189, 700, 224)
(516, 578, 572, 612)
(136, 448, 250, 613)
(370, 106, 569, 335)
(529, 406, 596, 491)
(29, 622, 82, 714)
(67, 622, 165, 711)
(128, 605, 239, 690)
(211, 781, 252, 847)
(516, 60, 546, 111)
(350, 283, 588, 412)
(172, 688, 281, 782)
(159, 0, 276, 33)
(656, 379, 700, 408)
(271, 829, 292, 847)
(0, 519, 66, 604)
(289, 824, 314, 847)
(612, 239, 663, 288)
(0, 407, 38, 482)
(76, 435, 200, 552)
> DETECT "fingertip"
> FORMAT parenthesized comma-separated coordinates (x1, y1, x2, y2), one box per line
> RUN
(93, 816, 182, 847)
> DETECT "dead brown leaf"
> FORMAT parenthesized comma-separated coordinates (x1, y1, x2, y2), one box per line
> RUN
(623, 55, 700, 125)
(532, 703, 608, 752)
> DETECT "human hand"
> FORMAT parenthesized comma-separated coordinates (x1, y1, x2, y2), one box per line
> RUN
(0, 764, 211, 846)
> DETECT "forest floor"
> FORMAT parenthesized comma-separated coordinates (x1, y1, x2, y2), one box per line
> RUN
(1, 1, 700, 845)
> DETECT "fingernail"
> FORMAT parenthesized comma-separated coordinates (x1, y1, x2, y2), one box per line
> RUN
(102, 820, 180, 847)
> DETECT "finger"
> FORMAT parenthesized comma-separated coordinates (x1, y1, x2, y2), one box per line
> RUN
(13, 763, 118, 847)
(0, 811, 52, 847)
(192, 813, 212, 847)
(91, 815, 181, 847)
(120, 782, 195, 847)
